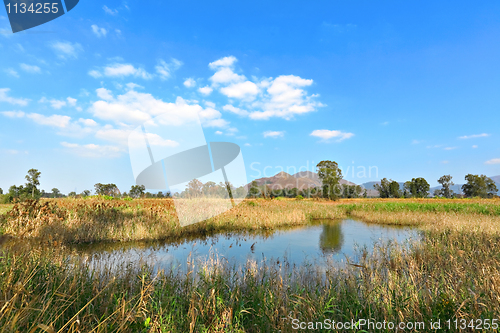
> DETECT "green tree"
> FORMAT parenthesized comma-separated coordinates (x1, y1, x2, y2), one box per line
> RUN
(0, 188, 3, 195)
(435, 175, 454, 198)
(317, 160, 343, 200)
(462, 174, 498, 198)
(248, 180, 261, 198)
(51, 188, 61, 198)
(130, 185, 146, 198)
(186, 179, 203, 198)
(81, 190, 91, 197)
(68, 191, 77, 197)
(407, 177, 430, 198)
(25, 168, 41, 198)
(94, 183, 120, 197)
(374, 178, 401, 198)
(374, 178, 391, 198)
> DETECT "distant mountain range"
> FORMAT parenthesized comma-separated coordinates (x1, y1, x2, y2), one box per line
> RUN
(248, 172, 500, 197)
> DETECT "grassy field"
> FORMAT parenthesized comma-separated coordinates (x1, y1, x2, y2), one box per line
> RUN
(1, 197, 499, 244)
(0, 204, 13, 215)
(1, 198, 500, 332)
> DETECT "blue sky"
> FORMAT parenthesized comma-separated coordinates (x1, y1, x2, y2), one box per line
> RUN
(1, 0, 500, 194)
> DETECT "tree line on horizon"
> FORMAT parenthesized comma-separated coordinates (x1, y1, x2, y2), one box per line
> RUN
(0, 164, 498, 204)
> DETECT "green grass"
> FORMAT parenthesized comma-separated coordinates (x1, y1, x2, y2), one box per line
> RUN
(0, 204, 13, 215)
(338, 201, 500, 215)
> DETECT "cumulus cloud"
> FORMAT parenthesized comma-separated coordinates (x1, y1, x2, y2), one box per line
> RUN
(156, 59, 183, 80)
(459, 133, 490, 139)
(263, 130, 284, 138)
(183, 78, 196, 88)
(220, 81, 259, 100)
(198, 86, 213, 95)
(206, 56, 323, 120)
(89, 88, 228, 129)
(50, 41, 83, 59)
(104, 63, 153, 79)
(91, 24, 107, 38)
(310, 129, 354, 142)
(485, 158, 500, 165)
(20, 63, 41, 73)
(0, 88, 29, 106)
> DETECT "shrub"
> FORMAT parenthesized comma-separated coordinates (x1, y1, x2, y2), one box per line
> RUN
(296, 195, 304, 200)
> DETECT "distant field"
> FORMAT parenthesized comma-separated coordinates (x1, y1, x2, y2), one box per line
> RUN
(0, 204, 13, 215)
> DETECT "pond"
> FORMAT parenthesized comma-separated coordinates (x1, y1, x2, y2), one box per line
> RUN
(71, 219, 420, 273)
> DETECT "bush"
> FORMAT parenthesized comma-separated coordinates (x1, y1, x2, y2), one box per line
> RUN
(295, 195, 304, 200)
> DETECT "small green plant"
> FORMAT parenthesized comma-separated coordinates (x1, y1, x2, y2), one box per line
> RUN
(295, 195, 304, 200)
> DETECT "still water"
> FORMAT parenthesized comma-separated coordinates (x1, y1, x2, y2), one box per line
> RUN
(72, 219, 420, 273)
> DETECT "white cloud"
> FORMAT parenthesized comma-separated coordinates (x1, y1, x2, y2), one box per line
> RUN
(215, 131, 223, 135)
(210, 67, 246, 85)
(244, 143, 251, 147)
(78, 118, 97, 127)
(220, 81, 259, 100)
(198, 86, 213, 95)
(458, 133, 490, 139)
(209, 56, 238, 69)
(102, 5, 118, 15)
(19, 63, 41, 73)
(310, 129, 354, 142)
(102, 63, 153, 79)
(61, 142, 122, 158)
(263, 130, 284, 138)
(183, 78, 196, 88)
(37, 96, 77, 109)
(441, 160, 449, 164)
(91, 24, 107, 38)
(1, 111, 25, 118)
(412, 140, 422, 144)
(207, 57, 322, 120)
(96, 88, 114, 101)
(444, 147, 457, 150)
(485, 158, 500, 165)
(0, 88, 29, 106)
(90, 89, 228, 129)
(50, 41, 83, 59)
(27, 113, 71, 128)
(472, 145, 478, 149)
(222, 104, 249, 116)
(5, 68, 19, 77)
(88, 70, 102, 78)
(156, 59, 183, 80)
(67, 97, 77, 106)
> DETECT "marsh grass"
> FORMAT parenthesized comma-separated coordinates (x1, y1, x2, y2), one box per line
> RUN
(2, 227, 500, 332)
(2, 199, 500, 331)
(0, 199, 340, 244)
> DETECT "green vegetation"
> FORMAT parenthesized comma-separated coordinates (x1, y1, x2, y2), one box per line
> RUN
(316, 160, 343, 200)
(338, 201, 500, 216)
(462, 174, 499, 198)
(1, 216, 500, 332)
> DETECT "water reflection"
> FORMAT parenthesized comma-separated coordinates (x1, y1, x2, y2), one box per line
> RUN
(319, 223, 344, 253)
(1, 219, 420, 273)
